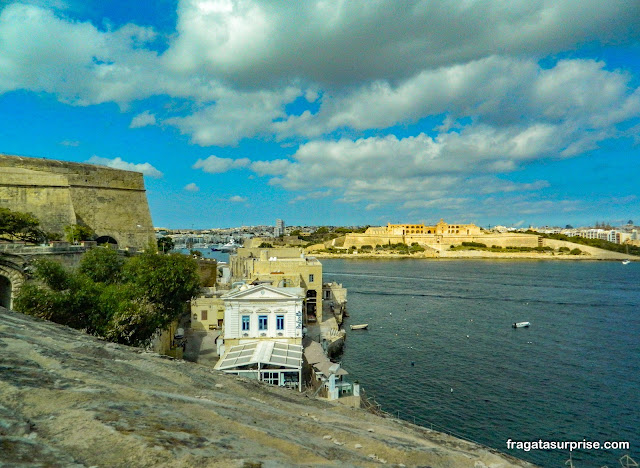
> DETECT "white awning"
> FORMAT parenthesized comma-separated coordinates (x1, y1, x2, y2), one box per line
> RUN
(216, 341, 302, 371)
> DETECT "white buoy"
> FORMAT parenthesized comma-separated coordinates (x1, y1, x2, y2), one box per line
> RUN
(450, 388, 453, 393)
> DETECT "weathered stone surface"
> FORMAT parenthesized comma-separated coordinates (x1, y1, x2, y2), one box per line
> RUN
(0, 307, 536, 467)
(0, 154, 155, 250)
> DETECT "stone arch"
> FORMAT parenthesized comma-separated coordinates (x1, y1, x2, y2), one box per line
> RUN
(95, 235, 118, 246)
(0, 262, 25, 310)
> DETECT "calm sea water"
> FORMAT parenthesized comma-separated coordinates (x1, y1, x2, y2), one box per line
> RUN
(322, 259, 640, 468)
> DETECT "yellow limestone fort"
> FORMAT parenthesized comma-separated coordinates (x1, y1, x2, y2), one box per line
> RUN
(0, 154, 155, 250)
(340, 220, 539, 250)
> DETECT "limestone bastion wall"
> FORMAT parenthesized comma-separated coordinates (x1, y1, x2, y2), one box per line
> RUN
(342, 232, 540, 249)
(0, 154, 155, 250)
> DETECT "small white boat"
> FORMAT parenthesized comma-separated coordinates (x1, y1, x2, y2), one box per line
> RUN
(350, 324, 369, 330)
(512, 321, 530, 328)
(622, 260, 630, 265)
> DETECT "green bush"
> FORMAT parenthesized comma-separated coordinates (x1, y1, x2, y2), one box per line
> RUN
(570, 248, 582, 255)
(462, 241, 487, 248)
(15, 251, 200, 347)
(558, 247, 570, 252)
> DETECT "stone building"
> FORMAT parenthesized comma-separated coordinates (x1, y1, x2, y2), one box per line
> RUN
(340, 219, 539, 250)
(230, 247, 323, 324)
(0, 154, 155, 250)
(190, 294, 225, 332)
(385, 219, 481, 236)
(214, 283, 304, 391)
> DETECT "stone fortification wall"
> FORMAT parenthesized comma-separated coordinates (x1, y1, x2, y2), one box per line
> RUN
(342, 232, 539, 249)
(0, 154, 155, 250)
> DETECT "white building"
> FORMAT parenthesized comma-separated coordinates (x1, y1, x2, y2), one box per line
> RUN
(221, 284, 304, 346)
(214, 284, 304, 390)
(275, 218, 285, 237)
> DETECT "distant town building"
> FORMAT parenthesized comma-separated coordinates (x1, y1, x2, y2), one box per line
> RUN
(275, 219, 285, 237)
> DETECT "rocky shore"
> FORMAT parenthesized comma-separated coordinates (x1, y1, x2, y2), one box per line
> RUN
(0, 307, 536, 467)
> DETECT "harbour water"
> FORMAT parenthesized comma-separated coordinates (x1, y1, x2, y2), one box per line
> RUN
(322, 259, 640, 467)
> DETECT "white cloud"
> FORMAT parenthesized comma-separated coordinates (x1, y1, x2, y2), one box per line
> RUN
(2, 0, 640, 219)
(166, 87, 301, 145)
(275, 57, 640, 140)
(59, 140, 79, 146)
(2, 2, 639, 153)
(184, 182, 199, 192)
(130, 110, 157, 128)
(228, 195, 247, 203)
(164, 0, 640, 87)
(87, 156, 163, 178)
(192, 155, 250, 173)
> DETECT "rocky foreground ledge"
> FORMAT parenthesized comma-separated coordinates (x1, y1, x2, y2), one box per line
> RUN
(0, 307, 535, 468)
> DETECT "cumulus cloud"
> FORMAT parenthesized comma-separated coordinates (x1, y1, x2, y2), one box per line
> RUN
(192, 155, 250, 173)
(164, 0, 640, 87)
(130, 111, 157, 128)
(166, 87, 301, 145)
(3, 1, 640, 218)
(275, 57, 640, 139)
(184, 182, 199, 192)
(87, 156, 163, 178)
(228, 195, 247, 203)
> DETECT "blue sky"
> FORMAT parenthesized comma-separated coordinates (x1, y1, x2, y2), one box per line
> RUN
(1, 1, 639, 229)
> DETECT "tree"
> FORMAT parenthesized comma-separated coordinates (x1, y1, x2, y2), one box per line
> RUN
(290, 229, 301, 237)
(64, 224, 95, 243)
(15, 251, 201, 347)
(122, 252, 201, 328)
(79, 248, 124, 284)
(258, 242, 273, 248)
(157, 236, 175, 253)
(189, 249, 202, 258)
(0, 207, 43, 243)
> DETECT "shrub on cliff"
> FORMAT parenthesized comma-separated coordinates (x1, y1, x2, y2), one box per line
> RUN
(15, 251, 200, 347)
(79, 248, 124, 284)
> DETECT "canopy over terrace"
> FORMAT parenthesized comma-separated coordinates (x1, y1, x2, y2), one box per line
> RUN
(215, 341, 303, 391)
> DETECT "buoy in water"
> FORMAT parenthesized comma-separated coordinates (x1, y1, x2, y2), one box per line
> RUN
(411, 361, 415, 366)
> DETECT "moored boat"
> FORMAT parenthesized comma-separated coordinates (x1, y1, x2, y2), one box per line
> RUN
(350, 323, 368, 330)
(622, 260, 630, 265)
(512, 321, 530, 328)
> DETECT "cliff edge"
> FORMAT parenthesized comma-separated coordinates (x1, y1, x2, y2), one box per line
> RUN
(0, 307, 535, 467)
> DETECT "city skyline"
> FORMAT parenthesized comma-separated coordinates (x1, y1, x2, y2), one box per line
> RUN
(0, 1, 639, 228)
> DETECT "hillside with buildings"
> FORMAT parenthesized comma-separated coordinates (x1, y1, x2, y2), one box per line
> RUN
(0, 306, 535, 468)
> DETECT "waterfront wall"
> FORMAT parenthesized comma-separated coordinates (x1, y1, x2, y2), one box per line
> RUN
(340, 232, 539, 249)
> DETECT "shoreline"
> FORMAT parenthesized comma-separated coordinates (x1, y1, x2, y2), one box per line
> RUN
(311, 251, 638, 261)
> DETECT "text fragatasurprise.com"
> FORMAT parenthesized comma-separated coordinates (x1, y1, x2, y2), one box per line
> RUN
(506, 438, 630, 452)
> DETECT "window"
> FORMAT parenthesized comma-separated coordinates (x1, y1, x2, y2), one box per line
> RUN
(276, 315, 284, 330)
(309, 274, 314, 283)
(323, 290, 331, 299)
(241, 315, 250, 331)
(258, 315, 268, 331)
(201, 310, 208, 321)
